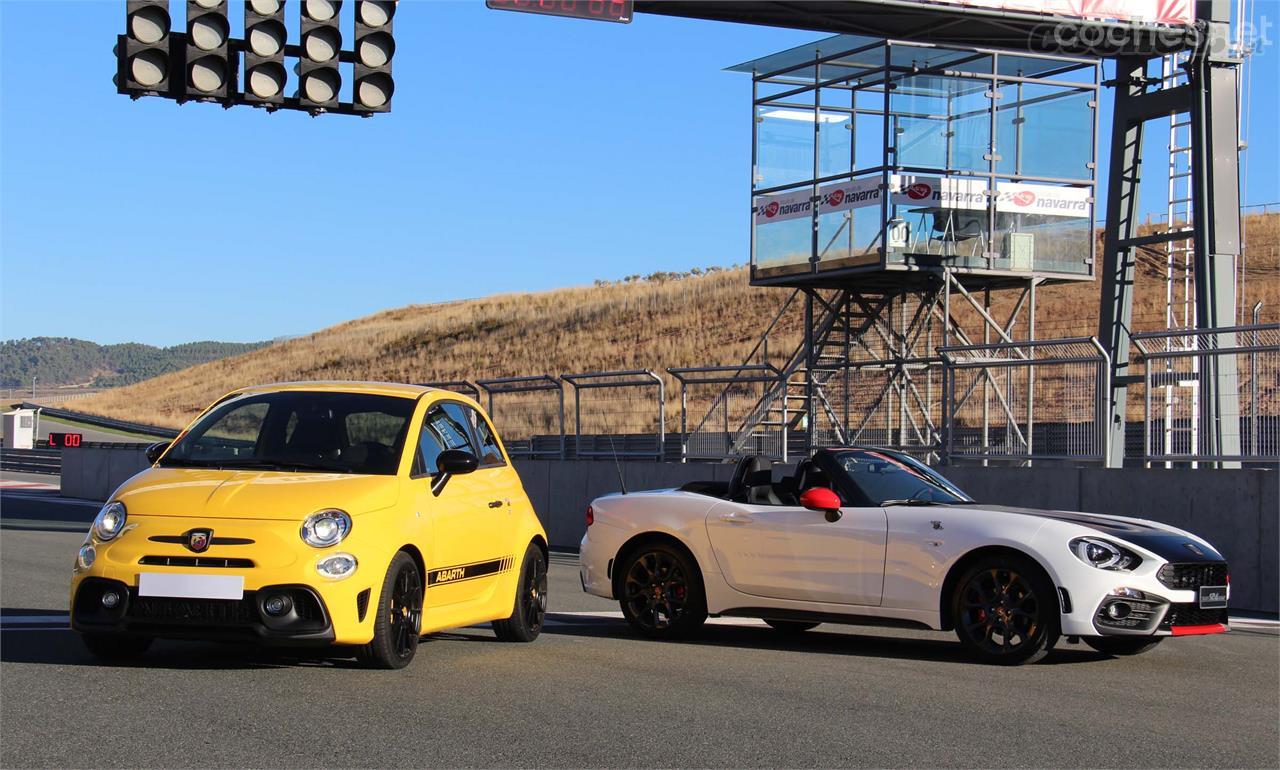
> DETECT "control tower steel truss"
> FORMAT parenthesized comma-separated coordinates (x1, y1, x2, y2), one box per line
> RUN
(707, 1, 1244, 467)
(1098, 0, 1243, 467)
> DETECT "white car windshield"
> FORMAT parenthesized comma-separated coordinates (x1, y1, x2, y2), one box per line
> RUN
(833, 449, 974, 506)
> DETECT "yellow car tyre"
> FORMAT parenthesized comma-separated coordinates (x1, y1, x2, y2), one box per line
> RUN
(491, 544, 548, 642)
(81, 632, 153, 660)
(358, 551, 424, 669)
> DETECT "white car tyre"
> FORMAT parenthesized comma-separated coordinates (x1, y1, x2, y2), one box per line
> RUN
(951, 553, 1060, 665)
(618, 541, 707, 639)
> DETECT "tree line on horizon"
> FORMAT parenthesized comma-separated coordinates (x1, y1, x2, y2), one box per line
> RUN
(0, 337, 269, 389)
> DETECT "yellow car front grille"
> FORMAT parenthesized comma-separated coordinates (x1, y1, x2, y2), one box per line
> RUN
(137, 555, 255, 569)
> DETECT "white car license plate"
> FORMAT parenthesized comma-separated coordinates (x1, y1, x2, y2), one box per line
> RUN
(138, 572, 244, 600)
(1199, 585, 1228, 609)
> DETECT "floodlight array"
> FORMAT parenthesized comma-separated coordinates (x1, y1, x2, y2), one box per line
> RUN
(116, 1, 396, 116)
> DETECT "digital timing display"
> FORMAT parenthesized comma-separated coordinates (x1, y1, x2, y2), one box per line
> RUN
(486, 0, 633, 24)
(48, 432, 83, 448)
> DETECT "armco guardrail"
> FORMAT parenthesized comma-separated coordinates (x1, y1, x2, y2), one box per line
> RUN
(0, 448, 62, 475)
(21, 402, 179, 439)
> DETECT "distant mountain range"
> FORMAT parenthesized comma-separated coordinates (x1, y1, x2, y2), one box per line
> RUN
(0, 337, 269, 388)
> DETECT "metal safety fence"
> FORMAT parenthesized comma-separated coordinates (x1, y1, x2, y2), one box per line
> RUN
(668, 365, 784, 461)
(939, 338, 1110, 464)
(414, 324, 1276, 466)
(1133, 324, 1280, 465)
(475, 376, 565, 460)
(812, 357, 945, 460)
(562, 370, 665, 460)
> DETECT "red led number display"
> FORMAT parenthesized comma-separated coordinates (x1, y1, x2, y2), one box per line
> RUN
(486, 0, 633, 24)
(49, 432, 83, 448)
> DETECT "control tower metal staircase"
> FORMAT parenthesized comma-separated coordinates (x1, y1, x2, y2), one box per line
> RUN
(718, 289, 892, 460)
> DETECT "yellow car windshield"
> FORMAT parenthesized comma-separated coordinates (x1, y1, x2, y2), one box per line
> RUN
(161, 391, 416, 475)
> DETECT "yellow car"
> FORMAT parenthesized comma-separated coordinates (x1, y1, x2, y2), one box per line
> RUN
(70, 382, 549, 669)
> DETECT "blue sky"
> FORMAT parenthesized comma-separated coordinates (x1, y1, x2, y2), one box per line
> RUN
(1, 1, 1276, 346)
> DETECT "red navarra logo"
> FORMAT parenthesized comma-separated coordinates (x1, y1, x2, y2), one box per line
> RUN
(826, 189, 845, 207)
(764, 201, 780, 218)
(906, 183, 931, 200)
(1012, 190, 1037, 207)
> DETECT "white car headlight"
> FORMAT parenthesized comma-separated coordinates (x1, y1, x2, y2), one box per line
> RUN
(91, 502, 127, 542)
(1069, 537, 1140, 571)
(300, 509, 351, 548)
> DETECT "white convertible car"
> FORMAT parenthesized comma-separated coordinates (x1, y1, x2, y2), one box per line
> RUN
(579, 448, 1230, 664)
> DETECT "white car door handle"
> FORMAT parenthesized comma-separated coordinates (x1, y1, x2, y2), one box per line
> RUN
(719, 512, 754, 524)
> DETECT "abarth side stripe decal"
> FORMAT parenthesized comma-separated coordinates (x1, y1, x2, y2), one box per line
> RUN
(427, 555, 516, 587)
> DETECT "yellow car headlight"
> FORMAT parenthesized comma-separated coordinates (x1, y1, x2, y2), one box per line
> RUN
(300, 509, 351, 548)
(91, 501, 127, 542)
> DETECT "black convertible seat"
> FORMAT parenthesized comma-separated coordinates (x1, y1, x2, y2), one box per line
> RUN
(727, 455, 788, 505)
(681, 456, 799, 503)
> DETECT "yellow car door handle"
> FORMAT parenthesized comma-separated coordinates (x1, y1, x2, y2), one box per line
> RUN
(488, 500, 504, 509)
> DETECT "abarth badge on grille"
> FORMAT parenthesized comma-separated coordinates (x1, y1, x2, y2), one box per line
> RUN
(187, 529, 213, 553)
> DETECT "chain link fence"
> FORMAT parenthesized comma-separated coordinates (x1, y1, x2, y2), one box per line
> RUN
(1133, 324, 1280, 465)
(475, 376, 565, 459)
(939, 338, 1110, 464)
(562, 370, 665, 460)
(810, 358, 945, 458)
(668, 365, 784, 461)
(416, 324, 1276, 466)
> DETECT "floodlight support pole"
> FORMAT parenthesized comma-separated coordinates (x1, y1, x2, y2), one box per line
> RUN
(1190, 0, 1243, 467)
(1098, 56, 1148, 468)
(1098, 0, 1242, 467)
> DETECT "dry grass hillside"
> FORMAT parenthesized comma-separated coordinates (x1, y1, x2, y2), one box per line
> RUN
(75, 213, 1279, 434)
(75, 268, 805, 430)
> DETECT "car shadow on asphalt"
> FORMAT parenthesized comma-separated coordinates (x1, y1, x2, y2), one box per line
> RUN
(516, 612, 1109, 666)
(1, 609, 1110, 668)
(0, 612, 387, 670)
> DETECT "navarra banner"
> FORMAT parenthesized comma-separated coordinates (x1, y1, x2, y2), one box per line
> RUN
(889, 176, 988, 211)
(757, 175, 1091, 224)
(753, 177, 886, 225)
(993, 182, 1091, 216)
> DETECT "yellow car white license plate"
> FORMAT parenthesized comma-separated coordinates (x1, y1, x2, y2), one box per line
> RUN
(138, 573, 244, 600)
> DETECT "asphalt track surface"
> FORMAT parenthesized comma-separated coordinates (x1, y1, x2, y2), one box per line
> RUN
(2, 481, 1277, 768)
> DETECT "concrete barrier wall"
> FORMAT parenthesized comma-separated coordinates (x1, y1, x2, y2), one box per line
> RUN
(61, 446, 150, 501)
(58, 449, 1277, 612)
(512, 460, 1277, 614)
(513, 460, 740, 549)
